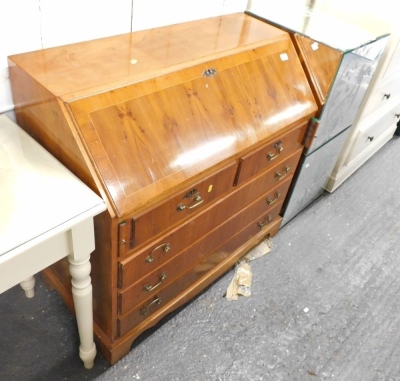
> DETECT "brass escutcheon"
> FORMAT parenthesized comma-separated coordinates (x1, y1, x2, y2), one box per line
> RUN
(203, 68, 217, 77)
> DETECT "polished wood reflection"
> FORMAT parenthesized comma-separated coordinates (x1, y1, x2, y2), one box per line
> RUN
(294, 34, 343, 109)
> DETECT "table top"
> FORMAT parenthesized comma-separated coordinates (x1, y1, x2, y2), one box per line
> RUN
(0, 114, 106, 255)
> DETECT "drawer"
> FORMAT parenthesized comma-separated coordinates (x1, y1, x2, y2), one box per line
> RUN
(235, 123, 306, 185)
(345, 106, 400, 164)
(118, 190, 286, 314)
(117, 202, 283, 336)
(118, 148, 301, 266)
(367, 76, 400, 115)
(118, 160, 237, 255)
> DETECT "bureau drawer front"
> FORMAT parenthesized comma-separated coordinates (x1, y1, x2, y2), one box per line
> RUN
(345, 107, 400, 164)
(117, 203, 283, 336)
(118, 158, 298, 287)
(368, 76, 400, 114)
(118, 193, 285, 314)
(235, 123, 306, 185)
(118, 161, 237, 254)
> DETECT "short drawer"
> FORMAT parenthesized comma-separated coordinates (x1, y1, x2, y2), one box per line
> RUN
(117, 202, 283, 336)
(118, 160, 237, 255)
(118, 191, 285, 314)
(235, 123, 306, 185)
(345, 107, 400, 164)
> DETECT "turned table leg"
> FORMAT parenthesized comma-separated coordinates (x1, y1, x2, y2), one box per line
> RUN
(68, 255, 96, 369)
(20, 275, 35, 298)
(68, 219, 97, 369)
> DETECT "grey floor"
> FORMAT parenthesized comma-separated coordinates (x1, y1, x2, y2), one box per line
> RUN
(1, 136, 400, 381)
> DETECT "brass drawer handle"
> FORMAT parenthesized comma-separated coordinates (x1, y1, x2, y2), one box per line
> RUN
(145, 243, 171, 263)
(177, 193, 204, 211)
(266, 191, 281, 205)
(143, 272, 167, 292)
(258, 215, 272, 229)
(274, 165, 290, 181)
(266, 141, 284, 161)
(140, 297, 162, 315)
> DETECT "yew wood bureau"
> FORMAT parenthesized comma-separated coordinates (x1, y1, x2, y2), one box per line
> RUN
(8, 13, 317, 363)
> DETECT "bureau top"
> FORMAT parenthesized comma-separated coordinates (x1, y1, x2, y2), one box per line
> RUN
(8, 13, 287, 100)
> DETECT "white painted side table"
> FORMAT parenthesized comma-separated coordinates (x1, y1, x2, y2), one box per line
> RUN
(0, 114, 106, 369)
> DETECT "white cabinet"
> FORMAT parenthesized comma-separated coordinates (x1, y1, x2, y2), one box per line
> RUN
(326, 33, 400, 192)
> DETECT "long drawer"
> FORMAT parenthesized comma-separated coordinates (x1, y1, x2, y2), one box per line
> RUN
(117, 202, 283, 336)
(118, 189, 285, 314)
(118, 160, 237, 255)
(117, 149, 301, 287)
(235, 122, 306, 185)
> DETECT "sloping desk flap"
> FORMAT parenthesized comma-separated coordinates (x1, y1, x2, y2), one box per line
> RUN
(70, 40, 316, 216)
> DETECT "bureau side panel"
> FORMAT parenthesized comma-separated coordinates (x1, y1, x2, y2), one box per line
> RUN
(8, 61, 94, 190)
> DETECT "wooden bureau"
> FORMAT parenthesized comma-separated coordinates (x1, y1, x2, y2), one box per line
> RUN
(8, 13, 317, 363)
